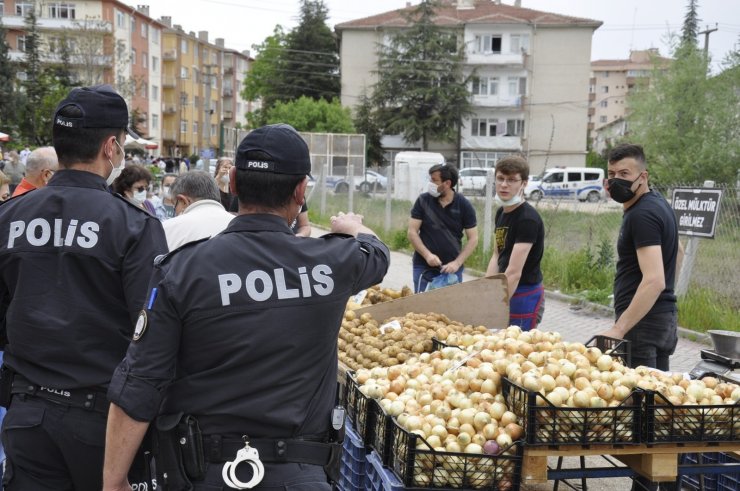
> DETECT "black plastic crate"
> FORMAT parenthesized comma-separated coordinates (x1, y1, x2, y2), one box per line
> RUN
(369, 399, 394, 466)
(387, 417, 522, 490)
(501, 377, 642, 446)
(344, 370, 378, 446)
(717, 452, 740, 491)
(643, 391, 740, 443)
(679, 452, 721, 491)
(585, 335, 631, 367)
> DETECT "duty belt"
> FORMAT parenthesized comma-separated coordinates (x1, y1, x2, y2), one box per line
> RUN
(11, 375, 109, 413)
(205, 435, 335, 466)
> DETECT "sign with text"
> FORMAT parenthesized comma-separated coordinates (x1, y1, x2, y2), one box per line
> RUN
(671, 188, 723, 238)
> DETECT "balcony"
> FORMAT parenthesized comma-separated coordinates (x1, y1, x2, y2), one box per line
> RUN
(588, 107, 595, 116)
(0, 15, 112, 31)
(223, 87, 233, 98)
(163, 105, 177, 114)
(224, 66, 234, 76)
(589, 92, 596, 102)
(466, 51, 524, 67)
(162, 76, 177, 88)
(472, 94, 524, 109)
(163, 50, 177, 61)
(162, 131, 178, 142)
(590, 77, 596, 85)
(588, 122, 595, 131)
(460, 135, 522, 151)
(223, 110, 233, 120)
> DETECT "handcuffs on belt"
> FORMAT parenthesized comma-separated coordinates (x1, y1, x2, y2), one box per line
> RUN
(222, 436, 265, 489)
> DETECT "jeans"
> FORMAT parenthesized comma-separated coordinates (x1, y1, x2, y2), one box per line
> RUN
(412, 266, 464, 293)
(620, 310, 678, 371)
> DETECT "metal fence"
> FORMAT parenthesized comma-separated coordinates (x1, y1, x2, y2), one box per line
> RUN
(307, 178, 739, 310)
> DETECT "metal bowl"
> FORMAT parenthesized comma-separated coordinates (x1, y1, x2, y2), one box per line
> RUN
(707, 330, 740, 359)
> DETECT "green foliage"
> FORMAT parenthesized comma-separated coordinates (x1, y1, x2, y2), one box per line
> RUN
(264, 96, 354, 133)
(282, 0, 340, 102)
(372, 0, 473, 150)
(678, 288, 740, 332)
(390, 230, 411, 250)
(627, 33, 740, 184)
(0, 21, 21, 138)
(681, 0, 700, 48)
(540, 242, 615, 305)
(353, 92, 385, 167)
(242, 25, 287, 123)
(585, 150, 608, 173)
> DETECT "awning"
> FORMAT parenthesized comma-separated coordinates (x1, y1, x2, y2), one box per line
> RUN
(124, 134, 159, 150)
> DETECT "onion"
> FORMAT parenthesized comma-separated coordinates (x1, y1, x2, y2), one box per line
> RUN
(489, 401, 506, 420)
(482, 422, 498, 440)
(465, 443, 483, 454)
(540, 374, 556, 392)
(496, 432, 513, 449)
(457, 431, 472, 447)
(483, 440, 500, 455)
(505, 422, 524, 440)
(559, 360, 577, 378)
(474, 411, 492, 430)
(573, 390, 591, 408)
(522, 375, 542, 392)
(500, 411, 517, 426)
(596, 355, 614, 371)
(613, 385, 631, 401)
(574, 377, 591, 391)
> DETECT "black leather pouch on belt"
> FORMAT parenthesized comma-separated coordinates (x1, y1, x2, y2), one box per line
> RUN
(178, 414, 206, 481)
(0, 365, 15, 408)
(323, 441, 343, 485)
(153, 413, 194, 491)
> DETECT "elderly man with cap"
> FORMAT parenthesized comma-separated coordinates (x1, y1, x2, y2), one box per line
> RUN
(103, 123, 390, 491)
(0, 85, 167, 490)
(11, 146, 59, 197)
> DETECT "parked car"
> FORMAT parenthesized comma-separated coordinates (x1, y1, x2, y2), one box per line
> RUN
(525, 167, 605, 202)
(320, 170, 389, 193)
(523, 175, 542, 200)
(459, 167, 494, 196)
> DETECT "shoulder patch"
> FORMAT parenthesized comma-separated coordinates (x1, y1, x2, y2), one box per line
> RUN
(133, 310, 148, 341)
(154, 237, 209, 266)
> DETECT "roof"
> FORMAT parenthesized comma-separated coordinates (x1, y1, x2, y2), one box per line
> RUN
(335, 0, 602, 30)
(592, 49, 672, 70)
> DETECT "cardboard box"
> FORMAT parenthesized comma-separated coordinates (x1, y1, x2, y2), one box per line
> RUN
(355, 275, 509, 330)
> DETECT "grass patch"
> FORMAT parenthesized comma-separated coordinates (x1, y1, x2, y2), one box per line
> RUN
(678, 288, 740, 332)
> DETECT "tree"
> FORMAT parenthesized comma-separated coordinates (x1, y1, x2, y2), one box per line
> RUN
(353, 93, 385, 167)
(681, 0, 700, 49)
(68, 18, 111, 86)
(281, 0, 340, 102)
(627, 34, 739, 184)
(0, 21, 22, 137)
(371, 0, 473, 150)
(242, 26, 288, 127)
(263, 96, 354, 133)
(19, 7, 46, 145)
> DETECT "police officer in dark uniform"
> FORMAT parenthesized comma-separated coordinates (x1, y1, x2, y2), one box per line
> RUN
(0, 85, 168, 490)
(103, 124, 390, 491)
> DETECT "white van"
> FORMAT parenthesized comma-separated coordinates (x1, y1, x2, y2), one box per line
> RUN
(525, 167, 605, 202)
(393, 152, 446, 201)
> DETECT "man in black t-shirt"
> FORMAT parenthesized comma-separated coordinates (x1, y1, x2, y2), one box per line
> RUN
(485, 156, 545, 330)
(408, 164, 478, 292)
(601, 144, 683, 371)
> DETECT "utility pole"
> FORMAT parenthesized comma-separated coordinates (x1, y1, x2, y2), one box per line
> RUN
(699, 24, 718, 59)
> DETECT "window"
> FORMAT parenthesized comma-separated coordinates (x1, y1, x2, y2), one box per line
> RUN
(211, 124, 217, 136)
(180, 67, 189, 79)
(152, 29, 160, 44)
(180, 120, 187, 133)
(510, 34, 529, 53)
(131, 48, 136, 65)
(544, 172, 563, 183)
(506, 119, 525, 136)
(141, 22, 148, 38)
(140, 112, 148, 128)
(461, 151, 511, 169)
(152, 114, 159, 129)
(142, 52, 148, 68)
(181, 39, 188, 54)
(584, 172, 601, 181)
(0, 2, 4, 16)
(194, 96, 200, 110)
(471, 118, 498, 137)
(602, 85, 609, 93)
(116, 10, 125, 29)
(152, 85, 159, 101)
(140, 84, 147, 98)
(193, 122, 198, 134)
(474, 34, 502, 54)
(567, 172, 582, 182)
(508, 77, 525, 96)
(17, 35, 27, 52)
(131, 17, 135, 32)
(600, 100, 608, 108)
(599, 115, 607, 123)
(472, 76, 499, 96)
(152, 56, 159, 72)
(16, 2, 33, 16)
(193, 68, 199, 84)
(49, 3, 76, 19)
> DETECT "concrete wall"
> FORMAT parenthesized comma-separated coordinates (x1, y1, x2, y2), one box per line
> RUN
(340, 29, 382, 109)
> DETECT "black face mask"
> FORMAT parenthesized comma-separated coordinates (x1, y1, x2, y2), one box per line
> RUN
(607, 174, 642, 203)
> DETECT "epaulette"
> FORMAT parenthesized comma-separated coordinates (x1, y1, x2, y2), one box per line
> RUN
(153, 237, 209, 267)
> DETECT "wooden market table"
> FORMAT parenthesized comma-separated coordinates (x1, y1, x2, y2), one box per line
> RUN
(522, 443, 740, 485)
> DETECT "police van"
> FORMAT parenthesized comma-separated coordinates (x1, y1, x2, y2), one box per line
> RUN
(525, 167, 605, 202)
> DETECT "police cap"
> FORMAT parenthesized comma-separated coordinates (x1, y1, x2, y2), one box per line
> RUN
(54, 84, 139, 138)
(235, 124, 311, 176)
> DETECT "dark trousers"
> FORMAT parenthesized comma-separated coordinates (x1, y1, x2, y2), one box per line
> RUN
(1, 394, 152, 491)
(193, 461, 331, 490)
(621, 310, 678, 371)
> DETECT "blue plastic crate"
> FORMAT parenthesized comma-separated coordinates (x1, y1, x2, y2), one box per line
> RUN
(338, 419, 367, 491)
(365, 451, 405, 491)
(717, 453, 740, 491)
(680, 453, 720, 491)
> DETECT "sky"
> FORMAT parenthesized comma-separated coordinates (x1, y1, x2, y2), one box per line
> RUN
(123, 0, 739, 72)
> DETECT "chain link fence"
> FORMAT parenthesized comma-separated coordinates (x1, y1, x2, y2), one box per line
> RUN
(308, 177, 739, 313)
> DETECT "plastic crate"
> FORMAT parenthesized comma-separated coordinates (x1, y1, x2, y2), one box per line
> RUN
(343, 370, 378, 446)
(643, 391, 740, 443)
(679, 453, 721, 491)
(717, 452, 740, 491)
(387, 417, 522, 490)
(502, 377, 642, 446)
(370, 399, 394, 466)
(585, 335, 631, 367)
(365, 450, 405, 491)
(338, 419, 367, 491)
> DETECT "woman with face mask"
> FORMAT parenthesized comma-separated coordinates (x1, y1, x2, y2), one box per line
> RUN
(112, 164, 157, 215)
(486, 156, 545, 331)
(214, 156, 236, 211)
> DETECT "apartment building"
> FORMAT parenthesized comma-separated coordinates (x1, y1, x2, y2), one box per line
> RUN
(219, 44, 252, 157)
(1, 1, 165, 146)
(589, 48, 671, 153)
(335, 0, 601, 173)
